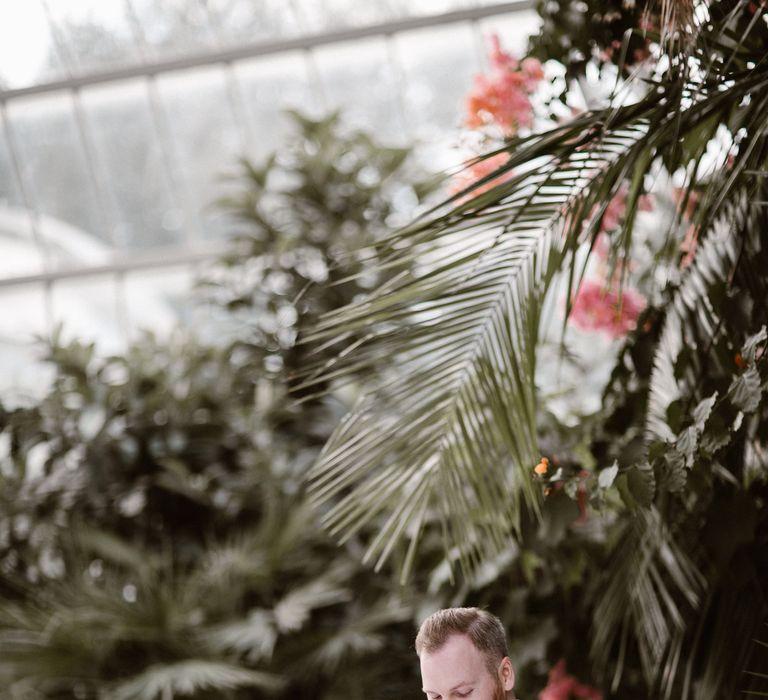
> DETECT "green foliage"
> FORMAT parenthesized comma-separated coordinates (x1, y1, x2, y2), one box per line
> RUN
(3, 6, 768, 700)
(591, 212, 768, 697)
(203, 109, 439, 394)
(0, 112, 442, 700)
(0, 108, 629, 699)
(529, 0, 656, 83)
(298, 1, 768, 697)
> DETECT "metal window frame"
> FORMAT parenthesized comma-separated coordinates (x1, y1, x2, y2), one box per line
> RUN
(0, 2, 533, 101)
(0, 0, 534, 293)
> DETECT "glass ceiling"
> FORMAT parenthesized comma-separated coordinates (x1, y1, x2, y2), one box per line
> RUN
(0, 0, 540, 402)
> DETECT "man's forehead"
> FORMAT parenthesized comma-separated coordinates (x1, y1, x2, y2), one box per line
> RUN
(420, 633, 487, 679)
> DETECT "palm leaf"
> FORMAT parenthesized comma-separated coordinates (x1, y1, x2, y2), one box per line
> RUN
(107, 660, 282, 700)
(299, 20, 768, 574)
(645, 213, 742, 443)
(304, 594, 414, 675)
(596, 21, 768, 689)
(299, 115, 654, 576)
(590, 506, 704, 695)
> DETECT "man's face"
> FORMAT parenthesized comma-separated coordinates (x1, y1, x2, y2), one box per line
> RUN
(420, 633, 514, 700)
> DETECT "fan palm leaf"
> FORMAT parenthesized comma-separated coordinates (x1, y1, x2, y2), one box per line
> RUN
(107, 660, 282, 700)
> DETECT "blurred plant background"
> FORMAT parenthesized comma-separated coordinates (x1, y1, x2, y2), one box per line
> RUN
(2, 1, 768, 699)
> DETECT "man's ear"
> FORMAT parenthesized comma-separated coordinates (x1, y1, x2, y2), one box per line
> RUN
(499, 657, 515, 690)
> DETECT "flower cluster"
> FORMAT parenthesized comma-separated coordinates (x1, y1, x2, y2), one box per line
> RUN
(464, 34, 544, 137)
(460, 37, 653, 340)
(454, 35, 544, 207)
(589, 182, 655, 242)
(569, 279, 646, 338)
(672, 187, 701, 270)
(568, 181, 653, 338)
(534, 456, 550, 476)
(539, 660, 603, 700)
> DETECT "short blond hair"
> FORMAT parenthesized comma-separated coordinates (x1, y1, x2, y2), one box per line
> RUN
(415, 607, 508, 676)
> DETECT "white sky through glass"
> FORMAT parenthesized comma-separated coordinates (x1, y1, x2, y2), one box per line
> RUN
(0, 0, 128, 87)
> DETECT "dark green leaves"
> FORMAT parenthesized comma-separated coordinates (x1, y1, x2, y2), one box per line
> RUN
(729, 365, 762, 413)
(619, 461, 656, 508)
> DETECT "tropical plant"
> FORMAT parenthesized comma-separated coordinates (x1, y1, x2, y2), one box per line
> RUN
(300, 1, 768, 697)
(0, 112, 441, 700)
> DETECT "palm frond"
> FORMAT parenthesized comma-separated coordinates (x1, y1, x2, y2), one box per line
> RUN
(645, 215, 741, 443)
(107, 660, 282, 700)
(304, 595, 414, 675)
(300, 138, 627, 575)
(697, 581, 768, 700)
(299, 39, 768, 573)
(600, 35, 768, 692)
(205, 608, 279, 664)
(272, 577, 352, 634)
(590, 507, 705, 696)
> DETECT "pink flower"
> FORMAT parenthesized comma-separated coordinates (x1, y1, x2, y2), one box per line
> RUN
(679, 223, 699, 270)
(450, 152, 514, 199)
(521, 56, 545, 89)
(464, 34, 543, 136)
(569, 279, 646, 338)
(465, 74, 534, 133)
(601, 192, 625, 233)
(539, 660, 603, 700)
(672, 187, 701, 268)
(589, 183, 655, 241)
(489, 33, 517, 71)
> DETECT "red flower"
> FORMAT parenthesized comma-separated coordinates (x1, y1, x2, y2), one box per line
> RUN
(574, 470, 590, 527)
(489, 33, 517, 71)
(672, 188, 701, 269)
(589, 182, 655, 245)
(464, 34, 543, 136)
(539, 660, 603, 700)
(569, 279, 646, 338)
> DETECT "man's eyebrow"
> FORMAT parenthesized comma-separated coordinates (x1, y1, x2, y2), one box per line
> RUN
(421, 680, 475, 694)
(450, 681, 474, 690)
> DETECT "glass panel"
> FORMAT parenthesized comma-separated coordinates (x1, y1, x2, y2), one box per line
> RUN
(0, 129, 24, 211)
(50, 274, 126, 355)
(477, 10, 542, 57)
(0, 210, 45, 280)
(0, 3, 59, 89)
(396, 0, 477, 16)
(205, 0, 302, 46)
(0, 283, 48, 340)
(122, 265, 196, 340)
(296, 0, 479, 28)
(0, 208, 111, 280)
(313, 37, 406, 144)
(80, 79, 182, 249)
(155, 67, 244, 241)
(41, 210, 113, 272)
(0, 128, 44, 279)
(233, 52, 315, 164)
(5, 93, 110, 261)
(40, 0, 143, 76)
(394, 23, 480, 139)
(294, 0, 409, 30)
(126, 0, 218, 61)
(0, 284, 53, 405)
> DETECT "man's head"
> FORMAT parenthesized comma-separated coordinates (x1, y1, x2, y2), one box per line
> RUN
(415, 607, 515, 700)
